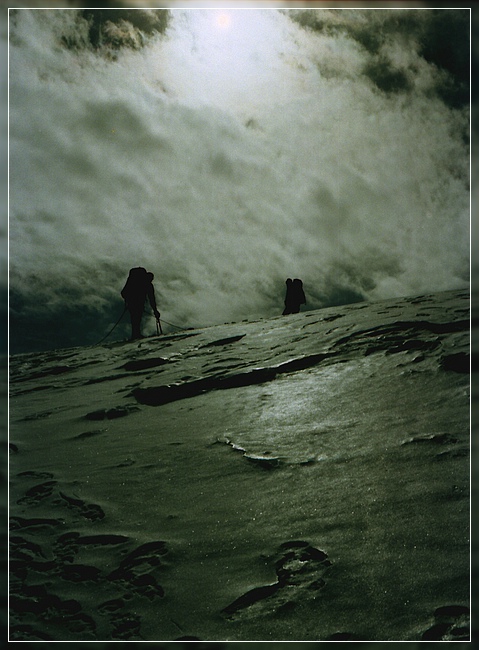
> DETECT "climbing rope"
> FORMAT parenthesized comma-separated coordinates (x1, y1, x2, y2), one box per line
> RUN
(159, 318, 188, 331)
(96, 307, 128, 345)
(96, 308, 189, 346)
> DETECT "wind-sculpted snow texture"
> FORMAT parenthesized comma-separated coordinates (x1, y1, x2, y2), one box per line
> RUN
(9, 289, 470, 641)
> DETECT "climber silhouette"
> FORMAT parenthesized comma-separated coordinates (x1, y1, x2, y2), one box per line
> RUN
(282, 278, 306, 315)
(121, 267, 160, 339)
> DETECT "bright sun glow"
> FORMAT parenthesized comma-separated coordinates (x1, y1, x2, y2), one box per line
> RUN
(154, 9, 309, 115)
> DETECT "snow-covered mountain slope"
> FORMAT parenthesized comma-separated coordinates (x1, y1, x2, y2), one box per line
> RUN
(9, 288, 470, 641)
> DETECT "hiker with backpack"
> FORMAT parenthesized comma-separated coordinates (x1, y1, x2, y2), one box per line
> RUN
(121, 267, 161, 340)
(282, 277, 306, 315)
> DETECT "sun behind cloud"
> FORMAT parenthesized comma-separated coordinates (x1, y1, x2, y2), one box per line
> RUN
(155, 9, 301, 114)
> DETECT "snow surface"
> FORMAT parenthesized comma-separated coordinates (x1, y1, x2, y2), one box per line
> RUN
(9, 288, 470, 641)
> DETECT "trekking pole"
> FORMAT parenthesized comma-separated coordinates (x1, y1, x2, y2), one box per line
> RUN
(156, 315, 163, 335)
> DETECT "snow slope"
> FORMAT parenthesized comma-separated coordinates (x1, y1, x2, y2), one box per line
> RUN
(9, 288, 470, 641)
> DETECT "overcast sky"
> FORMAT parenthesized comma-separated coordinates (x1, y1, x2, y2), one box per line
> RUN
(8, 6, 470, 353)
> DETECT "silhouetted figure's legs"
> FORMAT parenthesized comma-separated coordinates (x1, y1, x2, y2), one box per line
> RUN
(129, 306, 143, 339)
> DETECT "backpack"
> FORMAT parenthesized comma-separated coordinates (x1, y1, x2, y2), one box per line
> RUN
(121, 267, 148, 303)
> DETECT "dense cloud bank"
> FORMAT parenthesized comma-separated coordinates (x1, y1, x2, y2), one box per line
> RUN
(8, 8, 470, 353)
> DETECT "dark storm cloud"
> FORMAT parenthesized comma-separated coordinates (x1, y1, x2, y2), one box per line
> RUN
(74, 8, 169, 53)
(9, 7, 170, 56)
(287, 8, 470, 110)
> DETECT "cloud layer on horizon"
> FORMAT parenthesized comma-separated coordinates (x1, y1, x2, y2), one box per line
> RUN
(8, 7, 470, 353)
